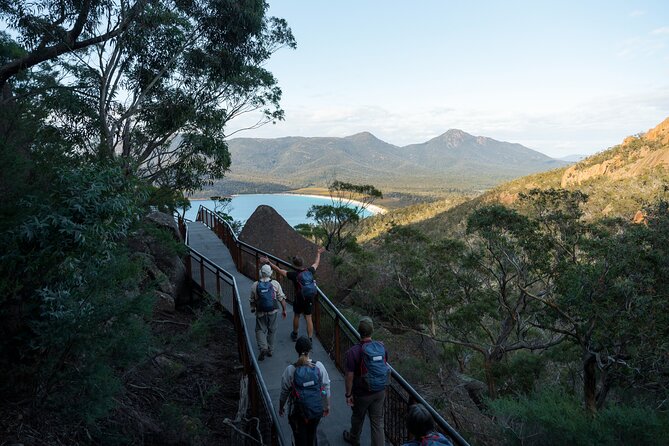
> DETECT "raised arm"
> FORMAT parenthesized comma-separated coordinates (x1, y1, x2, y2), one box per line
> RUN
(312, 247, 326, 270)
(260, 256, 288, 277)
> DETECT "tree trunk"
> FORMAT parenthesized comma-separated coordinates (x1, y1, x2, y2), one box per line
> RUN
(483, 356, 498, 399)
(596, 368, 610, 410)
(583, 352, 597, 415)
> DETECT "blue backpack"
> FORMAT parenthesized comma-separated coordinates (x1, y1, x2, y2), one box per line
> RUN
(256, 281, 276, 312)
(360, 341, 389, 392)
(291, 364, 324, 421)
(403, 433, 454, 446)
(297, 269, 317, 299)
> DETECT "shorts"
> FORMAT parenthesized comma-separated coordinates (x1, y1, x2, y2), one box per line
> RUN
(293, 295, 313, 315)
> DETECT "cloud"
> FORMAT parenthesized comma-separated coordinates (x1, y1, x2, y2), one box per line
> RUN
(618, 30, 668, 58)
(652, 27, 669, 35)
(630, 10, 645, 17)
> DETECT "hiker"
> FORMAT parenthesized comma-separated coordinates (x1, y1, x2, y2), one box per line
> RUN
(402, 404, 453, 446)
(250, 264, 287, 361)
(343, 317, 390, 446)
(279, 336, 331, 446)
(261, 246, 325, 342)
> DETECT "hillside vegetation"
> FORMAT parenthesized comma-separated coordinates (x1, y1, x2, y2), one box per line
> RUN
(339, 117, 669, 446)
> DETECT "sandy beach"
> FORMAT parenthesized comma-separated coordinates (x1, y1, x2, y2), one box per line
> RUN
(275, 192, 387, 215)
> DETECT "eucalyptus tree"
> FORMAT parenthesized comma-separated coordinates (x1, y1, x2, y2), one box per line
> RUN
(304, 181, 382, 254)
(520, 189, 669, 413)
(379, 205, 562, 398)
(1, 0, 296, 191)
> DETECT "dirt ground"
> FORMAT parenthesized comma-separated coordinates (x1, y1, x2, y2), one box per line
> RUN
(0, 304, 242, 445)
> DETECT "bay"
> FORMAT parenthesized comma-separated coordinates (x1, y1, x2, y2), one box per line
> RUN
(184, 193, 374, 227)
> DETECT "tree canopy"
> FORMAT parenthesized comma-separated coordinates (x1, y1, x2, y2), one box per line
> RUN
(1, 0, 295, 191)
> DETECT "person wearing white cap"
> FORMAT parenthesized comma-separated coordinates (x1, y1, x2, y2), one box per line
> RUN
(250, 264, 287, 360)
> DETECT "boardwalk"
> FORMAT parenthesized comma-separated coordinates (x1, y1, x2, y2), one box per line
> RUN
(188, 221, 377, 445)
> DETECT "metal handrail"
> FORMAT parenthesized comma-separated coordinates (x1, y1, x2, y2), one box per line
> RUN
(195, 205, 470, 446)
(182, 231, 286, 445)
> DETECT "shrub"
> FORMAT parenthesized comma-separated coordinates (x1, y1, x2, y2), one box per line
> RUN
(489, 388, 669, 446)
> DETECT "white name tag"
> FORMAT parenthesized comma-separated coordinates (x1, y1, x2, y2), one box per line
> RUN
(372, 356, 382, 361)
(303, 381, 315, 387)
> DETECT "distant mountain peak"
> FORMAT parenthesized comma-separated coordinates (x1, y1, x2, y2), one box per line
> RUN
(345, 131, 380, 141)
(434, 129, 475, 143)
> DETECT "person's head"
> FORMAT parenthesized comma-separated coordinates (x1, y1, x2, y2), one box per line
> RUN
(406, 403, 435, 439)
(260, 264, 272, 279)
(291, 255, 304, 268)
(295, 336, 312, 366)
(358, 316, 374, 338)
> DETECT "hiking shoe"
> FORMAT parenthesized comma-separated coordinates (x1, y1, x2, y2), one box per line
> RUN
(266, 350, 273, 357)
(343, 430, 359, 446)
(290, 331, 298, 341)
(258, 350, 266, 361)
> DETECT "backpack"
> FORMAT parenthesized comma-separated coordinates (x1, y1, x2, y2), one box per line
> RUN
(359, 341, 390, 392)
(256, 280, 277, 312)
(419, 433, 454, 446)
(404, 433, 454, 446)
(296, 269, 317, 299)
(291, 364, 324, 421)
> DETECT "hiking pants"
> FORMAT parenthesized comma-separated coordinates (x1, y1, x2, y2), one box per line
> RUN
(255, 312, 278, 352)
(289, 414, 321, 446)
(349, 389, 385, 446)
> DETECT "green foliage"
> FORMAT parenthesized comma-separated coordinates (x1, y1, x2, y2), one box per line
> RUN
(147, 185, 191, 217)
(489, 388, 669, 446)
(2, 0, 296, 191)
(0, 160, 153, 424)
(362, 186, 669, 412)
(306, 181, 382, 255)
(211, 196, 243, 234)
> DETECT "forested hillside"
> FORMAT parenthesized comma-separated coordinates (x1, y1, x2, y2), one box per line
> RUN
(340, 118, 669, 445)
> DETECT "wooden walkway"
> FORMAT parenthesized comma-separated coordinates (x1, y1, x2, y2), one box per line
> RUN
(187, 221, 376, 445)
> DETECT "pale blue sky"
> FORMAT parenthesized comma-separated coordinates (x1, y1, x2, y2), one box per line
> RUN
(232, 0, 669, 157)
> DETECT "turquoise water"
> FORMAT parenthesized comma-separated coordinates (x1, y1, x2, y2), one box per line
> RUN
(184, 194, 373, 227)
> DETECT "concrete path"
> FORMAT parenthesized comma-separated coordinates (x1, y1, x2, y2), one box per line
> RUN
(187, 222, 375, 445)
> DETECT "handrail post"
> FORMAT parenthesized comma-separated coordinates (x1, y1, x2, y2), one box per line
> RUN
(216, 269, 221, 300)
(334, 315, 341, 365)
(199, 258, 205, 289)
(255, 251, 260, 279)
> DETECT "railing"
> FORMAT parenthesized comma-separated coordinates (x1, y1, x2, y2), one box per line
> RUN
(181, 220, 286, 445)
(196, 205, 470, 446)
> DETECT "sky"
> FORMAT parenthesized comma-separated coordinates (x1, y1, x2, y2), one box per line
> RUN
(230, 0, 669, 158)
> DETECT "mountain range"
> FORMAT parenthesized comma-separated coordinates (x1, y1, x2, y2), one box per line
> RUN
(357, 117, 669, 241)
(220, 130, 567, 193)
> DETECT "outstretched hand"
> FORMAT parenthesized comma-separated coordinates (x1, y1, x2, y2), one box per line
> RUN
(317, 247, 326, 254)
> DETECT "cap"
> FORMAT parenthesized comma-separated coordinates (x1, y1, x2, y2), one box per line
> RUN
(358, 317, 374, 338)
(260, 264, 272, 278)
(295, 336, 312, 355)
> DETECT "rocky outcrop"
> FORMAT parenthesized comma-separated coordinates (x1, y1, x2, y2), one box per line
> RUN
(561, 119, 669, 187)
(239, 205, 335, 292)
(128, 212, 189, 313)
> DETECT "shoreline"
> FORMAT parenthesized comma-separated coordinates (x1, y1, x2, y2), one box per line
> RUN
(188, 193, 387, 215)
(276, 192, 387, 215)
